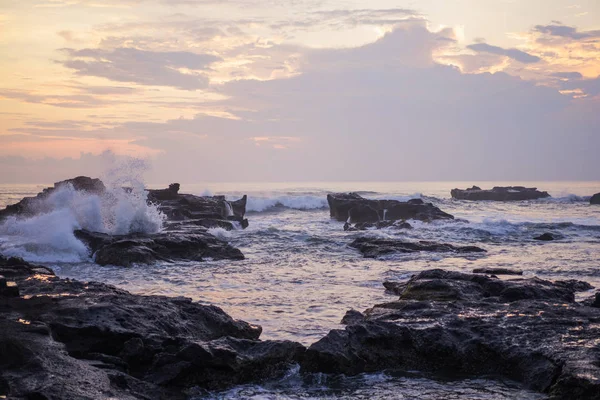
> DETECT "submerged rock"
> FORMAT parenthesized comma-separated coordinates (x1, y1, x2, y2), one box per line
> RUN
(327, 193, 453, 229)
(301, 269, 600, 399)
(473, 267, 523, 275)
(343, 220, 413, 231)
(591, 193, 600, 205)
(75, 229, 244, 267)
(451, 186, 550, 201)
(0, 176, 105, 221)
(350, 237, 486, 258)
(534, 232, 559, 241)
(0, 255, 305, 399)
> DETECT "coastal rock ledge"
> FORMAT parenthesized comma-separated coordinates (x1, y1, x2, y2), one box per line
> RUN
(302, 269, 600, 399)
(327, 193, 454, 228)
(451, 186, 550, 201)
(0, 255, 305, 399)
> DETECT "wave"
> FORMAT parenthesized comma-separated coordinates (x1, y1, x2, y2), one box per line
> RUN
(0, 172, 164, 263)
(246, 195, 329, 213)
(540, 194, 591, 203)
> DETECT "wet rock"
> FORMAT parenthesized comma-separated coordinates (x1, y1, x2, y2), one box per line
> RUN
(341, 310, 364, 325)
(74, 229, 244, 267)
(301, 269, 600, 398)
(327, 193, 453, 226)
(473, 268, 523, 276)
(584, 292, 600, 308)
(350, 238, 486, 258)
(148, 184, 249, 229)
(0, 176, 106, 221)
(534, 233, 559, 241)
(590, 193, 600, 205)
(344, 221, 413, 231)
(0, 255, 305, 399)
(451, 186, 550, 201)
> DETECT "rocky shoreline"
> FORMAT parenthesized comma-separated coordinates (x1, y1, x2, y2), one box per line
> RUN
(2, 256, 599, 399)
(0, 255, 305, 399)
(1, 179, 600, 399)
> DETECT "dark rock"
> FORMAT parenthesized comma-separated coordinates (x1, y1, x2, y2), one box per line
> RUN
(0, 255, 305, 399)
(590, 193, 600, 205)
(301, 269, 600, 398)
(451, 186, 550, 201)
(349, 238, 486, 258)
(340, 310, 364, 325)
(584, 292, 600, 308)
(148, 184, 248, 230)
(347, 204, 380, 224)
(0, 176, 106, 221)
(344, 221, 413, 231)
(327, 193, 453, 230)
(0, 281, 19, 297)
(533, 233, 558, 241)
(473, 268, 523, 276)
(146, 183, 180, 201)
(74, 229, 244, 267)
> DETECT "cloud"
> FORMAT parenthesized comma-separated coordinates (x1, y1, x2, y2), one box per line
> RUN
(533, 24, 600, 40)
(0, 89, 109, 108)
(467, 43, 541, 64)
(551, 71, 583, 80)
(2, 23, 599, 183)
(60, 47, 221, 90)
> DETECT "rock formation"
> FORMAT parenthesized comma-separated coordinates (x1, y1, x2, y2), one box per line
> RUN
(327, 193, 453, 230)
(591, 193, 600, 205)
(350, 237, 486, 258)
(451, 186, 550, 201)
(0, 176, 105, 220)
(302, 269, 600, 399)
(148, 184, 248, 230)
(0, 255, 304, 399)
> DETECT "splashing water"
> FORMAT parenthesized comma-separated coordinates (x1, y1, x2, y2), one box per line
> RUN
(0, 158, 164, 263)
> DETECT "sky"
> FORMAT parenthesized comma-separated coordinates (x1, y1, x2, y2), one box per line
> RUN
(0, 0, 599, 183)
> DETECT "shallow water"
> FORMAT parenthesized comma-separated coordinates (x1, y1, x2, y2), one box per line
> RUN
(1, 181, 599, 398)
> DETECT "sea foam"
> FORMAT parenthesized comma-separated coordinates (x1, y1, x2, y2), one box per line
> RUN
(0, 159, 164, 263)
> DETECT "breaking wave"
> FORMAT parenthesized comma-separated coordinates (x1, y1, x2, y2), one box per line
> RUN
(246, 195, 329, 213)
(0, 160, 164, 263)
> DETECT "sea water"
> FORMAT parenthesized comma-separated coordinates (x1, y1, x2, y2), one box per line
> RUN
(1, 180, 598, 399)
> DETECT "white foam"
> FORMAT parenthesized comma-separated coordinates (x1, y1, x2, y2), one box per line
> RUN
(207, 227, 233, 240)
(245, 195, 328, 212)
(0, 158, 164, 263)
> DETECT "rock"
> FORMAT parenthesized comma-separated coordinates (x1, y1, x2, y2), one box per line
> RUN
(301, 269, 600, 398)
(473, 268, 523, 275)
(0, 178, 250, 232)
(534, 233, 558, 241)
(584, 292, 600, 308)
(0, 255, 305, 399)
(148, 184, 248, 229)
(0, 176, 106, 221)
(74, 229, 244, 267)
(349, 238, 486, 258)
(347, 204, 380, 224)
(344, 221, 413, 231)
(340, 310, 365, 325)
(451, 186, 550, 201)
(590, 193, 600, 205)
(327, 193, 453, 229)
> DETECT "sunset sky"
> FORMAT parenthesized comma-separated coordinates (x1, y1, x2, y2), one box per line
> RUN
(1, 0, 599, 183)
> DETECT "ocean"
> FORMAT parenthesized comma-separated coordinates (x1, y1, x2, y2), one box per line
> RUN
(1, 180, 598, 399)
